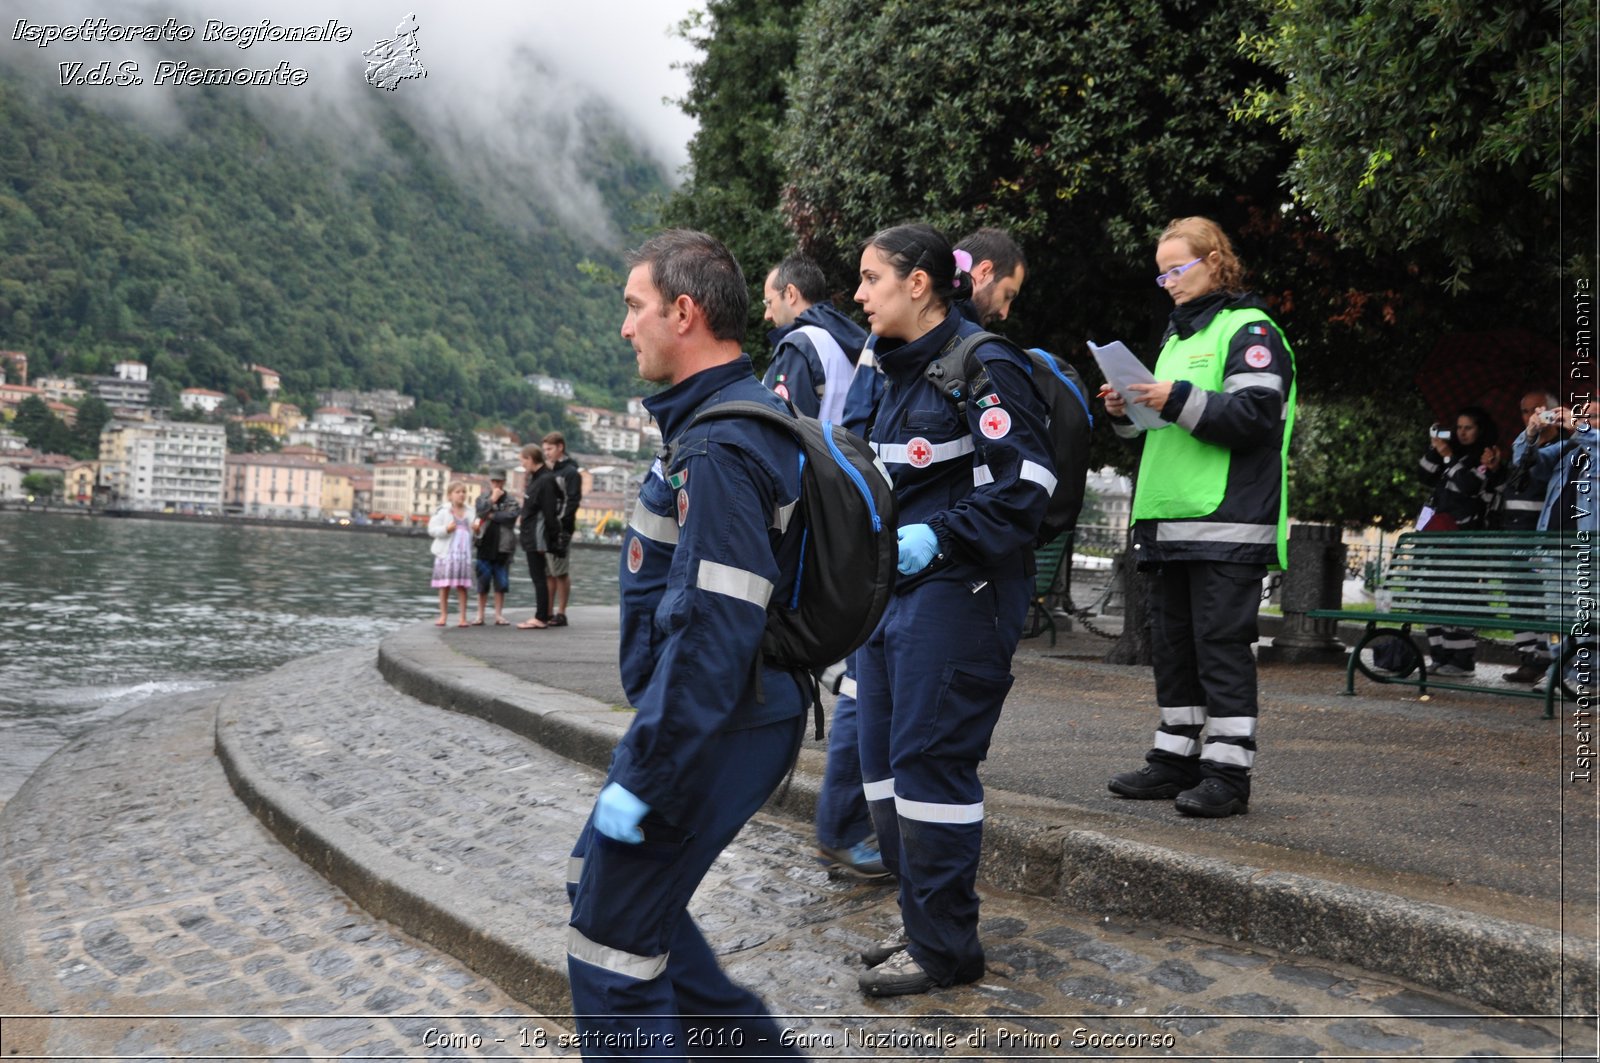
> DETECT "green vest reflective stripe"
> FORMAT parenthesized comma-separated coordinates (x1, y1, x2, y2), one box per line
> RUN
(1131, 307, 1297, 569)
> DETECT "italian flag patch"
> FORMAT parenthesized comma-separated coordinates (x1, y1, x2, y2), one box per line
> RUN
(667, 467, 689, 490)
(975, 393, 1003, 409)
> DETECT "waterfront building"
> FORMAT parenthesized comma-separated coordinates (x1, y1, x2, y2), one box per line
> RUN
(98, 420, 226, 512)
(64, 460, 97, 504)
(319, 463, 370, 520)
(224, 453, 326, 520)
(371, 457, 450, 520)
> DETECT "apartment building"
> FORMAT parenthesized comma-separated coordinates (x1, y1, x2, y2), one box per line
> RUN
(224, 452, 326, 519)
(98, 420, 226, 512)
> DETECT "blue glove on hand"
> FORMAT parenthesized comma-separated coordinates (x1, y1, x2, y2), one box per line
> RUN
(593, 782, 650, 844)
(896, 523, 939, 575)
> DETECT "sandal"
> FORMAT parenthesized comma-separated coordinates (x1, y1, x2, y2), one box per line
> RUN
(516, 618, 547, 629)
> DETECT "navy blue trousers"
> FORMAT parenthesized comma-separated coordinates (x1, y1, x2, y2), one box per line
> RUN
(566, 717, 804, 1060)
(856, 576, 1028, 984)
(815, 655, 872, 850)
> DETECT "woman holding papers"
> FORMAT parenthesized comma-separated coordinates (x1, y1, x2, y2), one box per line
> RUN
(1100, 216, 1297, 818)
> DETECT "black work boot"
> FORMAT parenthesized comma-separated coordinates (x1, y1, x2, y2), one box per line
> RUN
(1108, 760, 1200, 800)
(1174, 777, 1249, 818)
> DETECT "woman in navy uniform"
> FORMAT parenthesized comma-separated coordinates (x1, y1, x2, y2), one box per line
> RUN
(850, 223, 1054, 996)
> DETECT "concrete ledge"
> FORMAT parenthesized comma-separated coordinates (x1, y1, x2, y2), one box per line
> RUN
(374, 623, 1592, 1016)
(213, 687, 577, 1018)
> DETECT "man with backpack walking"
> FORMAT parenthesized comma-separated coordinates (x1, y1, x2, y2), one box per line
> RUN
(563, 229, 823, 1054)
(761, 252, 868, 423)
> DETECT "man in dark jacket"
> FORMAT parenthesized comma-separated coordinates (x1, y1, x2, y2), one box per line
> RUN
(516, 444, 560, 630)
(472, 471, 520, 626)
(761, 252, 867, 422)
(542, 431, 582, 627)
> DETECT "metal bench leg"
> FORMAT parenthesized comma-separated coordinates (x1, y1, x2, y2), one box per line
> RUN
(1343, 622, 1377, 695)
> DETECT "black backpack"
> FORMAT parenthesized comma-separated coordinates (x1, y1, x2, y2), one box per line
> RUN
(924, 332, 1094, 546)
(681, 400, 899, 735)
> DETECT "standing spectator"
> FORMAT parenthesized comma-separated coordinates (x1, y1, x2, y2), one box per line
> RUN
(542, 431, 582, 627)
(564, 229, 806, 1054)
(427, 482, 475, 628)
(1496, 389, 1562, 682)
(760, 252, 868, 422)
(1102, 216, 1296, 819)
(516, 444, 559, 630)
(1416, 405, 1502, 675)
(472, 471, 520, 626)
(850, 223, 1053, 997)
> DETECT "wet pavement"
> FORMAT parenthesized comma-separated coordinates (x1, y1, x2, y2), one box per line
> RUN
(2, 606, 1596, 1060)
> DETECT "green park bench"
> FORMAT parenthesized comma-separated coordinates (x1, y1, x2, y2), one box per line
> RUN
(1307, 530, 1585, 719)
(1022, 534, 1072, 647)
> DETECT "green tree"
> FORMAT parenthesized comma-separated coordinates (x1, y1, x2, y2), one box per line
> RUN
(21, 471, 61, 500)
(72, 395, 111, 457)
(1237, 0, 1595, 292)
(1289, 392, 1432, 530)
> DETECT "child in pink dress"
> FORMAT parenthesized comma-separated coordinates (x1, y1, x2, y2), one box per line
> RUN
(428, 482, 475, 626)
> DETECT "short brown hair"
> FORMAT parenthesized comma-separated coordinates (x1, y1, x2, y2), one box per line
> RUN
(541, 431, 566, 451)
(520, 443, 545, 465)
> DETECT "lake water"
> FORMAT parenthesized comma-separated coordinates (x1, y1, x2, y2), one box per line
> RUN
(0, 510, 620, 805)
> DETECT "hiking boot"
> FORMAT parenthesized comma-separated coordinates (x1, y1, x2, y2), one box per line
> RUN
(860, 923, 907, 968)
(1108, 762, 1198, 800)
(817, 837, 891, 881)
(1174, 778, 1249, 818)
(858, 949, 939, 997)
(1434, 662, 1475, 677)
(1503, 661, 1550, 685)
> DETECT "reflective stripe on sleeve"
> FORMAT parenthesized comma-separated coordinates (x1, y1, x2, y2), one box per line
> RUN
(1156, 521, 1277, 545)
(567, 927, 669, 982)
(1113, 421, 1142, 440)
(973, 464, 995, 486)
(1223, 372, 1285, 394)
(863, 778, 895, 802)
(629, 498, 679, 544)
(838, 676, 858, 699)
(1160, 704, 1206, 727)
(1020, 460, 1057, 494)
(772, 498, 797, 533)
(1175, 388, 1209, 432)
(695, 560, 774, 607)
(872, 435, 975, 466)
(1205, 716, 1258, 738)
(1154, 731, 1199, 757)
(567, 856, 583, 886)
(1201, 742, 1255, 768)
(895, 794, 984, 825)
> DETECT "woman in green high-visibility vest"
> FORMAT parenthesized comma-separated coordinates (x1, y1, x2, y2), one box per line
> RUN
(1099, 216, 1297, 819)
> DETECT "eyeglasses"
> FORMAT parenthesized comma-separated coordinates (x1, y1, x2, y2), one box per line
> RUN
(1155, 258, 1203, 287)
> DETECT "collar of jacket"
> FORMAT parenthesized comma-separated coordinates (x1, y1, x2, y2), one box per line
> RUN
(1167, 289, 1271, 340)
(875, 311, 963, 382)
(643, 355, 759, 440)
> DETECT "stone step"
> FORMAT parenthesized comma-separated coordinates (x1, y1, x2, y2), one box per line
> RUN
(213, 648, 1580, 1057)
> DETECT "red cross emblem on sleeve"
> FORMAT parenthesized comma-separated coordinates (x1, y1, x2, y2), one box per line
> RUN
(979, 407, 1012, 440)
(906, 437, 934, 467)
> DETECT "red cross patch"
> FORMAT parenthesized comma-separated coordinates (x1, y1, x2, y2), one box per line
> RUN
(906, 436, 934, 467)
(627, 535, 644, 573)
(979, 407, 1012, 440)
(676, 488, 690, 527)
(1245, 344, 1273, 369)
(774, 382, 790, 401)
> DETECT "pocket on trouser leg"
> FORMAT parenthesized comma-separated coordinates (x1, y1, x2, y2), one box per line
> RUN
(919, 664, 1014, 761)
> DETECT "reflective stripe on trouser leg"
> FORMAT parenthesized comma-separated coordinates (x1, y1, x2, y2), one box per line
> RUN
(1200, 714, 1257, 769)
(1188, 561, 1264, 791)
(876, 576, 1027, 984)
(1147, 563, 1205, 770)
(1513, 631, 1553, 661)
(567, 718, 801, 1056)
(855, 607, 903, 881)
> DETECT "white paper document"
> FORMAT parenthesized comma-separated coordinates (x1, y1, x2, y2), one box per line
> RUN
(1087, 340, 1170, 430)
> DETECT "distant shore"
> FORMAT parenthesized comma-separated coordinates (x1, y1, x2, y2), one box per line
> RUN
(0, 502, 620, 549)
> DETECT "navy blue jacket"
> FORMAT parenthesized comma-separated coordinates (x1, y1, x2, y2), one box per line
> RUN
(870, 311, 1054, 585)
(762, 302, 868, 421)
(614, 357, 806, 823)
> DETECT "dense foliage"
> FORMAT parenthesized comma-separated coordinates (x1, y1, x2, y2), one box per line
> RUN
(0, 70, 669, 428)
(1239, 0, 1595, 292)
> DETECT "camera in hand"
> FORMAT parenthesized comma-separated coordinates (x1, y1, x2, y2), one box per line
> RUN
(1536, 409, 1560, 425)
(1429, 425, 1453, 440)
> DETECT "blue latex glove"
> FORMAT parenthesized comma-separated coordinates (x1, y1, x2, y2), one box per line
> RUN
(896, 523, 939, 575)
(593, 782, 650, 844)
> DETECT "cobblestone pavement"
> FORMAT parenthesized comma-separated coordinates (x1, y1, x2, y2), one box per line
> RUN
(199, 649, 1585, 1060)
(0, 684, 568, 1059)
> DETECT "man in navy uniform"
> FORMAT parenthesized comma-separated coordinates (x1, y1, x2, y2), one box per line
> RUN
(564, 229, 806, 1057)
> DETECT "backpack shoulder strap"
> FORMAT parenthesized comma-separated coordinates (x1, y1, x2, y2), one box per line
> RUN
(925, 330, 1029, 414)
